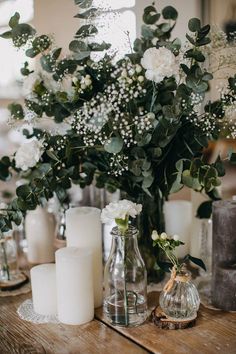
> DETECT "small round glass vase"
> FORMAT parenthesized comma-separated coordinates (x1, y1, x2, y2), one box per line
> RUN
(104, 226, 148, 327)
(159, 269, 200, 320)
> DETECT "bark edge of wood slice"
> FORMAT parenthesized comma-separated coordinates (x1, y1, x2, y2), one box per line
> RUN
(151, 306, 197, 330)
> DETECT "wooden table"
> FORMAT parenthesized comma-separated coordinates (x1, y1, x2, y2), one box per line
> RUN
(1, 291, 236, 354)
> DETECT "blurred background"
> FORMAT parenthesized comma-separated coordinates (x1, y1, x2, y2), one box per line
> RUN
(0, 0, 236, 199)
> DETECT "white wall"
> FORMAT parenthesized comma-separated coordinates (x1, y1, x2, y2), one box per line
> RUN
(33, 0, 78, 51)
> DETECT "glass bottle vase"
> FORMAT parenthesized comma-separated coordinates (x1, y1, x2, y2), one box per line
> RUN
(0, 235, 19, 282)
(104, 225, 148, 327)
(159, 269, 200, 320)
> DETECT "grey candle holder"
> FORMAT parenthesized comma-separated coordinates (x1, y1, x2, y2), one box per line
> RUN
(212, 200, 236, 311)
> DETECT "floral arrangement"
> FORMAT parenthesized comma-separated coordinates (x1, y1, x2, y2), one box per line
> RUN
(101, 199, 142, 234)
(0, 1, 236, 275)
(151, 230, 206, 273)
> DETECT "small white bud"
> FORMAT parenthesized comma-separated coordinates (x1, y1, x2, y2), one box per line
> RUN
(138, 76, 144, 83)
(173, 234, 180, 241)
(135, 64, 142, 73)
(151, 230, 159, 241)
(160, 232, 168, 240)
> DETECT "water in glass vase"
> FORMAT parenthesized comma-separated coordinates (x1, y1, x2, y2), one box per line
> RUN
(104, 226, 148, 327)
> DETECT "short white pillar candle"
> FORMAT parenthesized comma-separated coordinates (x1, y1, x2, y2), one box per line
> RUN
(66, 207, 103, 308)
(164, 200, 192, 259)
(56, 247, 94, 325)
(30, 264, 57, 316)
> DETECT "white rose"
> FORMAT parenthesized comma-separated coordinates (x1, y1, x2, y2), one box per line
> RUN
(151, 230, 159, 241)
(173, 234, 179, 241)
(101, 199, 142, 224)
(141, 47, 178, 83)
(15, 138, 44, 171)
(160, 232, 168, 240)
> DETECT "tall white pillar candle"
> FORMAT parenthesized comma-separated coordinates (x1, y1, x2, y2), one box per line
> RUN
(56, 247, 94, 325)
(30, 264, 57, 316)
(66, 207, 103, 308)
(25, 206, 55, 264)
(164, 200, 192, 259)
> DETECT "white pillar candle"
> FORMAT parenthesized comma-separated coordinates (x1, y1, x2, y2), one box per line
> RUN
(25, 206, 55, 264)
(30, 264, 57, 316)
(164, 200, 192, 259)
(66, 207, 103, 308)
(56, 247, 94, 325)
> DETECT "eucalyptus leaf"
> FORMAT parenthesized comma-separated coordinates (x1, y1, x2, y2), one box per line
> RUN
(162, 6, 178, 20)
(104, 137, 123, 154)
(9, 12, 20, 29)
(188, 18, 201, 32)
(74, 0, 93, 8)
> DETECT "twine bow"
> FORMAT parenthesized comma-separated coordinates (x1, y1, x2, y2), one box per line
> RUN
(163, 266, 191, 293)
(164, 266, 177, 293)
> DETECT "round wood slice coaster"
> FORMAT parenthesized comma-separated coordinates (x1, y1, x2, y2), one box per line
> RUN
(151, 306, 197, 330)
(0, 272, 29, 291)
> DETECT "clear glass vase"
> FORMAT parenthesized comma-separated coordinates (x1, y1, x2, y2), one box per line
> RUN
(104, 225, 148, 327)
(159, 269, 200, 320)
(0, 235, 19, 282)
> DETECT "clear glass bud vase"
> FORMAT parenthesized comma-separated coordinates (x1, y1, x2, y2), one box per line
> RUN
(0, 235, 18, 282)
(159, 268, 200, 320)
(104, 226, 147, 327)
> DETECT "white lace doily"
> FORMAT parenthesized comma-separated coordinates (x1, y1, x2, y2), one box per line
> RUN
(17, 299, 59, 324)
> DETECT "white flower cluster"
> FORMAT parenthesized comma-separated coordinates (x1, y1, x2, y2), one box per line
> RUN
(151, 230, 179, 241)
(15, 138, 44, 171)
(107, 154, 128, 177)
(73, 59, 147, 151)
(101, 199, 142, 224)
(141, 47, 179, 83)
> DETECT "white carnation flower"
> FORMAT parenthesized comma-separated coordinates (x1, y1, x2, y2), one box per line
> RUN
(15, 138, 44, 171)
(141, 47, 178, 83)
(101, 199, 142, 224)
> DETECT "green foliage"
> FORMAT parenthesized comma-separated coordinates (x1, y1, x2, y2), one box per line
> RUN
(8, 103, 24, 120)
(0, 1, 234, 236)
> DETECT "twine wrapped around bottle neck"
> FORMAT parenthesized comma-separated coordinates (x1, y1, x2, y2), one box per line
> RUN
(163, 266, 191, 293)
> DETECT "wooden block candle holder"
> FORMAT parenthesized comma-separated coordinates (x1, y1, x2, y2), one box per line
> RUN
(151, 306, 197, 330)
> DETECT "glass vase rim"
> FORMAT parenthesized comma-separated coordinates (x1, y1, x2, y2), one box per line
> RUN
(110, 225, 138, 238)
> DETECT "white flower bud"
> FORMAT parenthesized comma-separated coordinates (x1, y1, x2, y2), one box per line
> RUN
(151, 230, 159, 241)
(138, 76, 144, 83)
(147, 112, 155, 119)
(121, 69, 127, 77)
(81, 83, 86, 90)
(160, 232, 168, 240)
(135, 64, 142, 73)
(173, 234, 180, 241)
(85, 78, 92, 86)
(128, 68, 135, 76)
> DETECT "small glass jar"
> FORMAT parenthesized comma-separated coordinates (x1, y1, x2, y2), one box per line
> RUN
(159, 269, 200, 320)
(0, 235, 19, 282)
(104, 225, 147, 327)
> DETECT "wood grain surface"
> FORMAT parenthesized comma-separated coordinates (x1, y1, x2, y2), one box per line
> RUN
(0, 293, 149, 354)
(96, 292, 236, 354)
